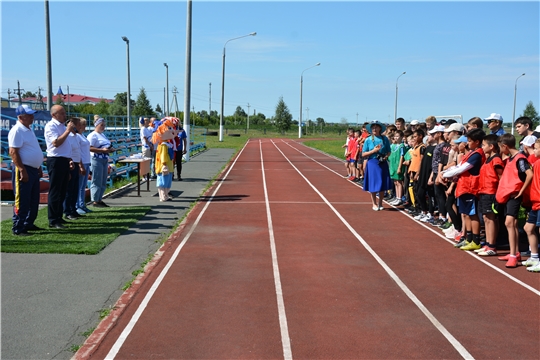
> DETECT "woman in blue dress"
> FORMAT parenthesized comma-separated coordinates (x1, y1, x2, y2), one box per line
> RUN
(362, 120, 393, 211)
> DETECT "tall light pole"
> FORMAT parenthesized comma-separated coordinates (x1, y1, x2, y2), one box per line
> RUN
(299, 62, 320, 139)
(45, 0, 53, 111)
(164, 63, 169, 116)
(511, 73, 525, 135)
(122, 36, 131, 133)
(219, 32, 257, 142)
(394, 71, 406, 123)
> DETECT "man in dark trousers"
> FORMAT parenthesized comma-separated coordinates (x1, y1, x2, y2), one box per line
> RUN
(44, 105, 77, 228)
(8, 105, 44, 236)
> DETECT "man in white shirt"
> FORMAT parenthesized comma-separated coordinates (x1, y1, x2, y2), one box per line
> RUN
(8, 105, 44, 236)
(44, 105, 77, 228)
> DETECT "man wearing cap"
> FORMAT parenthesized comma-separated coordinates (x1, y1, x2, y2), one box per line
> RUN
(484, 113, 505, 136)
(44, 104, 77, 229)
(409, 119, 419, 132)
(8, 105, 44, 236)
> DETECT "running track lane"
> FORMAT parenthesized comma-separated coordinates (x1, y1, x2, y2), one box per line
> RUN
(88, 139, 539, 359)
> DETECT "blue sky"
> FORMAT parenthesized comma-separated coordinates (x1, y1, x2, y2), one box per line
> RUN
(2, 1, 539, 125)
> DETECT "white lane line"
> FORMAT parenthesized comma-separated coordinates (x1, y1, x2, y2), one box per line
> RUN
(284, 140, 540, 297)
(259, 140, 293, 360)
(105, 141, 251, 359)
(271, 140, 474, 360)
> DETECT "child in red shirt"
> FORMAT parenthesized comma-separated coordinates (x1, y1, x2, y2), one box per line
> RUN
(522, 138, 540, 272)
(476, 134, 505, 256)
(495, 134, 534, 268)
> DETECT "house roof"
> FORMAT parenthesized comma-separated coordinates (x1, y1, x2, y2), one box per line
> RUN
(11, 94, 114, 104)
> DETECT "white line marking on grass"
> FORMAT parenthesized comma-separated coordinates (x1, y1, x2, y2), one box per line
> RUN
(271, 140, 474, 360)
(105, 141, 251, 359)
(284, 140, 540, 297)
(259, 140, 293, 360)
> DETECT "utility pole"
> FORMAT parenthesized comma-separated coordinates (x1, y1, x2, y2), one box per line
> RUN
(356, 112, 358, 127)
(247, 103, 250, 130)
(192, 106, 195, 126)
(45, 0, 53, 110)
(17, 81, 22, 106)
(209, 82, 211, 115)
(7, 89, 11, 107)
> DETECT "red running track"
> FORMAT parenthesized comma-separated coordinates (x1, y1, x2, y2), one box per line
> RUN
(83, 139, 540, 360)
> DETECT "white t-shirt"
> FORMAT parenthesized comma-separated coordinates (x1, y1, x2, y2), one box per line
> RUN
(67, 133, 81, 163)
(87, 131, 111, 159)
(8, 121, 43, 168)
(45, 118, 72, 158)
(77, 133, 91, 164)
(140, 126, 153, 148)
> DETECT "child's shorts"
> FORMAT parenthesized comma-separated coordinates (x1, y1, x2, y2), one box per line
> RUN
(526, 209, 540, 226)
(479, 194, 498, 215)
(504, 196, 522, 218)
(458, 194, 478, 216)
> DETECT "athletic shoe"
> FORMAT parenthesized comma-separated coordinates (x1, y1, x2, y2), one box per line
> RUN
(372, 205, 379, 211)
(454, 233, 463, 242)
(414, 213, 425, 220)
(454, 239, 468, 248)
(460, 242, 482, 251)
(348, 176, 355, 181)
(526, 262, 540, 272)
(498, 253, 522, 262)
(420, 213, 433, 222)
(522, 258, 540, 267)
(478, 248, 498, 256)
(505, 256, 519, 268)
(76, 208, 87, 216)
(82, 207, 93, 213)
(378, 205, 384, 211)
(386, 197, 396, 203)
(474, 245, 490, 253)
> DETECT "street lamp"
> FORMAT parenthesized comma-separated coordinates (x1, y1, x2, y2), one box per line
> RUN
(511, 73, 525, 135)
(299, 63, 320, 139)
(394, 71, 406, 123)
(219, 32, 257, 142)
(164, 63, 169, 116)
(122, 36, 131, 133)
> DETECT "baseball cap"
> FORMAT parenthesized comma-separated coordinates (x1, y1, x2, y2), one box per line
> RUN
(521, 135, 537, 147)
(410, 120, 419, 125)
(428, 125, 445, 134)
(15, 104, 37, 116)
(453, 135, 468, 144)
(484, 113, 503, 122)
(444, 123, 465, 133)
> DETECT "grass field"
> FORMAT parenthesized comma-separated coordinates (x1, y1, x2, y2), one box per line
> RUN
(1, 206, 150, 254)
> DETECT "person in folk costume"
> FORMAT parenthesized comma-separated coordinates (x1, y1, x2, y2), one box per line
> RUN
(151, 117, 180, 202)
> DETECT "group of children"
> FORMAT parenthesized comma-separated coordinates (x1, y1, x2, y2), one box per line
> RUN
(343, 115, 540, 272)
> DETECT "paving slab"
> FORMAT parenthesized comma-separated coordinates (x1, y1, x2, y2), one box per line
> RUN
(1, 148, 236, 360)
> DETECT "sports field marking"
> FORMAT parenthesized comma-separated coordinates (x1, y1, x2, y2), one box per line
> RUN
(259, 140, 293, 360)
(104, 141, 251, 359)
(285, 140, 540, 296)
(271, 140, 474, 360)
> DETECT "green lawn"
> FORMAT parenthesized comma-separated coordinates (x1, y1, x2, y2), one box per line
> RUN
(1, 206, 150, 254)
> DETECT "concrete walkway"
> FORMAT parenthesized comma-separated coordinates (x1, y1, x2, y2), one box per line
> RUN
(1, 148, 236, 360)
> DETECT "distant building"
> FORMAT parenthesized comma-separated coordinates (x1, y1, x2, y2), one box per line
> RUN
(9, 86, 113, 110)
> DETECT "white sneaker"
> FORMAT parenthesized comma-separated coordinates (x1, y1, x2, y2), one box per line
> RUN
(522, 257, 540, 267)
(527, 262, 540, 272)
(420, 213, 432, 222)
(414, 213, 425, 220)
(392, 199, 402, 206)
